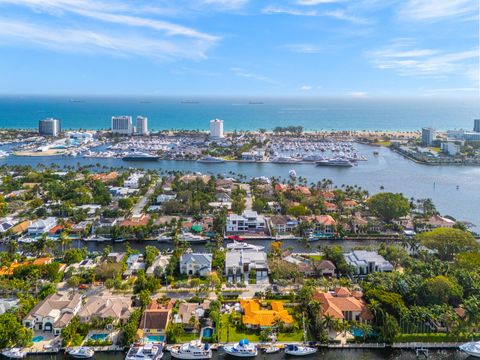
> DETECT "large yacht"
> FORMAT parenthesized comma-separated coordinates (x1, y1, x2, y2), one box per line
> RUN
(178, 232, 208, 244)
(1, 348, 27, 359)
(170, 340, 212, 360)
(315, 158, 353, 167)
(226, 240, 264, 252)
(459, 341, 480, 357)
(125, 343, 163, 360)
(197, 156, 225, 163)
(122, 152, 160, 161)
(223, 339, 257, 358)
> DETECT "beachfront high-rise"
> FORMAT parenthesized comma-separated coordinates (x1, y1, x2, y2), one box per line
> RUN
(111, 116, 133, 135)
(421, 127, 436, 146)
(136, 116, 149, 135)
(39, 118, 61, 137)
(474, 119, 480, 133)
(210, 118, 224, 139)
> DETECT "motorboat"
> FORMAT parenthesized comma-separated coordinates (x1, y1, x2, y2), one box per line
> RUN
(316, 158, 353, 167)
(122, 152, 160, 161)
(459, 341, 480, 357)
(84, 235, 110, 242)
(1, 348, 27, 359)
(289, 169, 297, 177)
(226, 240, 264, 252)
(170, 340, 212, 359)
(223, 339, 257, 357)
(197, 157, 225, 163)
(157, 233, 173, 242)
(68, 347, 95, 359)
(284, 344, 317, 356)
(125, 343, 163, 360)
(178, 232, 208, 244)
(263, 345, 279, 354)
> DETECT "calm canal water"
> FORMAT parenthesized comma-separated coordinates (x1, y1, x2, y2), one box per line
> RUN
(23, 348, 467, 360)
(1, 143, 479, 229)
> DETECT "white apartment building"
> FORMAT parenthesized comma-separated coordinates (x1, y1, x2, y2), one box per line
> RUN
(226, 210, 266, 233)
(210, 118, 224, 139)
(136, 116, 149, 135)
(39, 118, 61, 137)
(111, 116, 133, 135)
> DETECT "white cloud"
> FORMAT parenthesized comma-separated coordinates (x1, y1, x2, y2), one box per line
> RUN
(368, 41, 478, 78)
(284, 43, 322, 54)
(200, 0, 248, 9)
(0, 0, 219, 59)
(230, 67, 278, 84)
(300, 85, 313, 91)
(398, 0, 478, 21)
(262, 6, 316, 16)
(323, 9, 369, 24)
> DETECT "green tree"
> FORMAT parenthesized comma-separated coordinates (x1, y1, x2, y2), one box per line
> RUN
(0, 313, 33, 348)
(367, 192, 410, 222)
(420, 275, 463, 306)
(417, 228, 479, 261)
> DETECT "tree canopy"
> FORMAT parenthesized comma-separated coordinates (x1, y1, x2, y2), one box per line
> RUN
(417, 228, 479, 261)
(367, 192, 409, 222)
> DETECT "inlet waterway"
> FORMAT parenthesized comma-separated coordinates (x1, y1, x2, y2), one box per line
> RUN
(1, 143, 478, 229)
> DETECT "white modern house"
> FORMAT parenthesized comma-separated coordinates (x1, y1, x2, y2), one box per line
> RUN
(27, 217, 57, 236)
(156, 194, 177, 204)
(225, 250, 269, 284)
(344, 250, 394, 276)
(124, 173, 145, 188)
(226, 210, 266, 233)
(23, 293, 82, 335)
(180, 253, 212, 277)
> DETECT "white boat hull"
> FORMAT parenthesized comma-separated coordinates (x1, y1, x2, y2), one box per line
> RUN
(460, 342, 480, 358)
(223, 347, 257, 357)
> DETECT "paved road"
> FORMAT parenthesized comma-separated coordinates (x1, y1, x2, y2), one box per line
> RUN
(132, 181, 156, 216)
(240, 183, 252, 210)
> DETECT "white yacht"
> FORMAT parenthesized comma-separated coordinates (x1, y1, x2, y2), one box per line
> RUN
(170, 340, 212, 360)
(459, 341, 480, 357)
(157, 233, 173, 242)
(223, 339, 257, 358)
(284, 344, 317, 356)
(125, 343, 163, 360)
(0, 150, 9, 158)
(289, 169, 297, 177)
(1, 348, 27, 359)
(197, 157, 225, 163)
(122, 152, 160, 161)
(226, 241, 264, 252)
(178, 232, 208, 244)
(316, 158, 353, 167)
(68, 347, 95, 359)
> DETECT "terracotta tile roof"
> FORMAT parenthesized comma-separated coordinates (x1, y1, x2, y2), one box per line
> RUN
(9, 220, 30, 235)
(315, 215, 336, 226)
(120, 214, 150, 227)
(0, 257, 53, 276)
(241, 300, 294, 327)
(313, 289, 371, 321)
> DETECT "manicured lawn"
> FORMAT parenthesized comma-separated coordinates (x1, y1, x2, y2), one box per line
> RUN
(308, 255, 323, 261)
(218, 314, 303, 343)
(373, 141, 392, 147)
(177, 333, 199, 342)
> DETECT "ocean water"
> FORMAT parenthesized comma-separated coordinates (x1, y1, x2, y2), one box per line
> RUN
(0, 96, 478, 131)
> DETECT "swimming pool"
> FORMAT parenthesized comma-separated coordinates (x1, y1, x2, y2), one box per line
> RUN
(201, 327, 214, 339)
(146, 335, 165, 343)
(32, 336, 44, 342)
(90, 333, 109, 341)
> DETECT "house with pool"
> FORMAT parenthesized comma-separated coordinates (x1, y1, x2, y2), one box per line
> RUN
(137, 301, 173, 343)
(23, 293, 82, 335)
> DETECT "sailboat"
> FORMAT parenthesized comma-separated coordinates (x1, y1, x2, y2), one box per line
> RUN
(284, 314, 317, 356)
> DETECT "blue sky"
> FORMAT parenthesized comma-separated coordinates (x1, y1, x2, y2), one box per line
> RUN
(0, 0, 478, 96)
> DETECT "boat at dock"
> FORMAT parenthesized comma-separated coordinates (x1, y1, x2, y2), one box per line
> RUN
(316, 158, 353, 167)
(1, 348, 27, 359)
(263, 345, 279, 354)
(197, 157, 225, 163)
(459, 341, 480, 358)
(284, 344, 317, 356)
(178, 232, 208, 244)
(126, 343, 163, 360)
(226, 240, 264, 251)
(170, 340, 212, 359)
(122, 152, 160, 161)
(223, 339, 257, 358)
(67, 347, 95, 359)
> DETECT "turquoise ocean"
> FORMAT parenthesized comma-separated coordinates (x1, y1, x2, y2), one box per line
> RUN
(0, 96, 478, 131)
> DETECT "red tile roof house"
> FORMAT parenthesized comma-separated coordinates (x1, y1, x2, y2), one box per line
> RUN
(314, 215, 337, 235)
(313, 287, 373, 324)
(138, 301, 173, 342)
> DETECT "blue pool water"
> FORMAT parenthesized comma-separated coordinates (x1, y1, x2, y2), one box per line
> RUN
(32, 336, 44, 342)
(90, 333, 109, 341)
(146, 335, 165, 343)
(202, 328, 214, 339)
